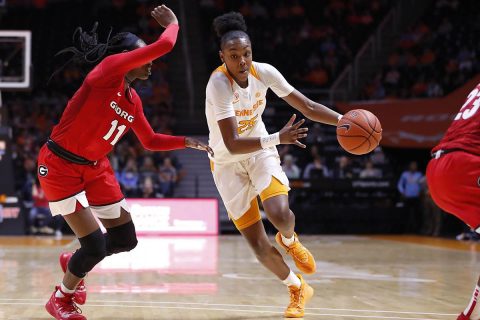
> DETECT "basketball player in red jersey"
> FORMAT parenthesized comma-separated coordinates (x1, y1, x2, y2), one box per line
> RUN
(38, 5, 212, 320)
(427, 83, 480, 320)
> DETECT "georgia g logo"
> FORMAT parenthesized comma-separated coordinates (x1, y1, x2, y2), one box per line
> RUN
(38, 165, 48, 177)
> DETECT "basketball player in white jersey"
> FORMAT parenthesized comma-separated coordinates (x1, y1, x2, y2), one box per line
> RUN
(205, 12, 342, 318)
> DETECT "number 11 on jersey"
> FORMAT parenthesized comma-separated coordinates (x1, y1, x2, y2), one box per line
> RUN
(103, 119, 126, 145)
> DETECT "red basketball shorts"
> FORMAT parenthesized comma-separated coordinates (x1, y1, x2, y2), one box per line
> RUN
(37, 144, 126, 217)
(426, 151, 480, 229)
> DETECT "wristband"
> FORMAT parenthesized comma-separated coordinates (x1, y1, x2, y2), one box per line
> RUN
(260, 132, 280, 149)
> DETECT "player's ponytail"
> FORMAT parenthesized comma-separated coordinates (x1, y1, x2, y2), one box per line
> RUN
(212, 12, 250, 48)
(49, 22, 143, 83)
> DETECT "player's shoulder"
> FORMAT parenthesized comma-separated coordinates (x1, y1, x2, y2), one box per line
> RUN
(251, 61, 277, 75)
(251, 61, 282, 82)
(208, 65, 234, 91)
(210, 64, 232, 81)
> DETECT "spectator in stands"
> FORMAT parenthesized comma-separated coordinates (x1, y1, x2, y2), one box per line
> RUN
(397, 161, 424, 233)
(303, 156, 329, 179)
(282, 154, 301, 179)
(332, 156, 354, 179)
(139, 156, 159, 187)
(359, 160, 382, 179)
(158, 157, 177, 197)
(31, 178, 64, 237)
(118, 158, 140, 197)
(140, 176, 157, 198)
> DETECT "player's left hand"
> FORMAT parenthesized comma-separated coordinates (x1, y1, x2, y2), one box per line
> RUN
(185, 137, 214, 157)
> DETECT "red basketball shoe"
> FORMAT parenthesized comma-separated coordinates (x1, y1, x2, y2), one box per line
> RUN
(457, 313, 470, 320)
(45, 286, 86, 320)
(59, 252, 87, 305)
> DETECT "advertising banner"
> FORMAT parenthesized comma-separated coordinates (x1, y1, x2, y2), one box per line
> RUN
(336, 75, 480, 148)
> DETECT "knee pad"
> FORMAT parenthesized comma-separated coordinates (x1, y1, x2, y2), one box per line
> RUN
(105, 220, 138, 255)
(68, 228, 107, 278)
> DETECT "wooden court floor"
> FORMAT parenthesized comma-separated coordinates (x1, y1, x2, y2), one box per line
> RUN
(0, 234, 479, 319)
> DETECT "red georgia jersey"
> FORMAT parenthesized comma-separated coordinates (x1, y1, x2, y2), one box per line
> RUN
(49, 24, 184, 161)
(433, 83, 480, 155)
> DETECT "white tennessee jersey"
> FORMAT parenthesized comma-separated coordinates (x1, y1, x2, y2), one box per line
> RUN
(205, 61, 294, 164)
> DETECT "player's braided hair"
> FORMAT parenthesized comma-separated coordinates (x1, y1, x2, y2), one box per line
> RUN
(49, 22, 142, 82)
(212, 12, 250, 48)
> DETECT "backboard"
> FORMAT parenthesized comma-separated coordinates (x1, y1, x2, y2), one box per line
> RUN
(0, 30, 31, 89)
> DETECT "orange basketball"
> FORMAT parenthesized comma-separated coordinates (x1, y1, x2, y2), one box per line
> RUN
(336, 109, 382, 155)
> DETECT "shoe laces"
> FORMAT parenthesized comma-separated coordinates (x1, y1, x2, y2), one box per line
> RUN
(58, 295, 83, 314)
(288, 285, 303, 309)
(289, 242, 309, 263)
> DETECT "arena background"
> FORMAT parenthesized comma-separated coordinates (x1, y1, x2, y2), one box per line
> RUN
(3, 1, 480, 319)
(0, 0, 478, 237)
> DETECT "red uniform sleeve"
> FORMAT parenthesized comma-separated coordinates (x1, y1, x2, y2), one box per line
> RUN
(132, 103, 186, 151)
(87, 24, 179, 87)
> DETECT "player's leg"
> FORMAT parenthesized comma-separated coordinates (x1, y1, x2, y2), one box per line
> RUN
(38, 147, 103, 319)
(233, 201, 313, 318)
(61, 205, 107, 289)
(98, 206, 138, 255)
(45, 199, 106, 320)
(427, 152, 480, 319)
(261, 182, 316, 274)
(249, 151, 316, 274)
(86, 158, 138, 256)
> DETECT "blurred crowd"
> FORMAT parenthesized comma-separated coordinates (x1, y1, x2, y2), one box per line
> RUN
(361, 0, 480, 100)
(200, 0, 391, 88)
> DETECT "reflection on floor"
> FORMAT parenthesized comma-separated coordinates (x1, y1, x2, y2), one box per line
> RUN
(93, 236, 218, 294)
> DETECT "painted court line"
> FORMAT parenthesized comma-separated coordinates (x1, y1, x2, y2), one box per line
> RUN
(0, 302, 451, 319)
(0, 298, 456, 318)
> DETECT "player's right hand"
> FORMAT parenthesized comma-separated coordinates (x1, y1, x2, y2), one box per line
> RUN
(151, 4, 178, 28)
(279, 114, 308, 148)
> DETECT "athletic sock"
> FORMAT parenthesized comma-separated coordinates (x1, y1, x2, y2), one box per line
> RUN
(465, 284, 480, 318)
(281, 234, 296, 247)
(282, 270, 301, 288)
(55, 283, 75, 298)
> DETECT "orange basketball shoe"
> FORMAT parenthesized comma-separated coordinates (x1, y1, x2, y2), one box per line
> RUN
(275, 232, 316, 274)
(60, 252, 87, 305)
(45, 286, 86, 320)
(285, 274, 314, 318)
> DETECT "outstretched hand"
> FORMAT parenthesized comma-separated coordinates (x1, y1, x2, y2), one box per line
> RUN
(151, 4, 178, 28)
(279, 114, 308, 148)
(185, 137, 214, 157)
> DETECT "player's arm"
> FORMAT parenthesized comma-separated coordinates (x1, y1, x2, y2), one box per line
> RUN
(132, 104, 213, 155)
(282, 90, 341, 126)
(258, 62, 342, 126)
(94, 6, 179, 81)
(219, 114, 307, 154)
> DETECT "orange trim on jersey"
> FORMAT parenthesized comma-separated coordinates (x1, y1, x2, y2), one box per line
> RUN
(230, 198, 261, 231)
(213, 64, 234, 86)
(249, 64, 260, 81)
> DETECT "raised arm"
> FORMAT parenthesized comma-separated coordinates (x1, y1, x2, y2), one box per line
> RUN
(90, 5, 179, 85)
(100, 24, 178, 77)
